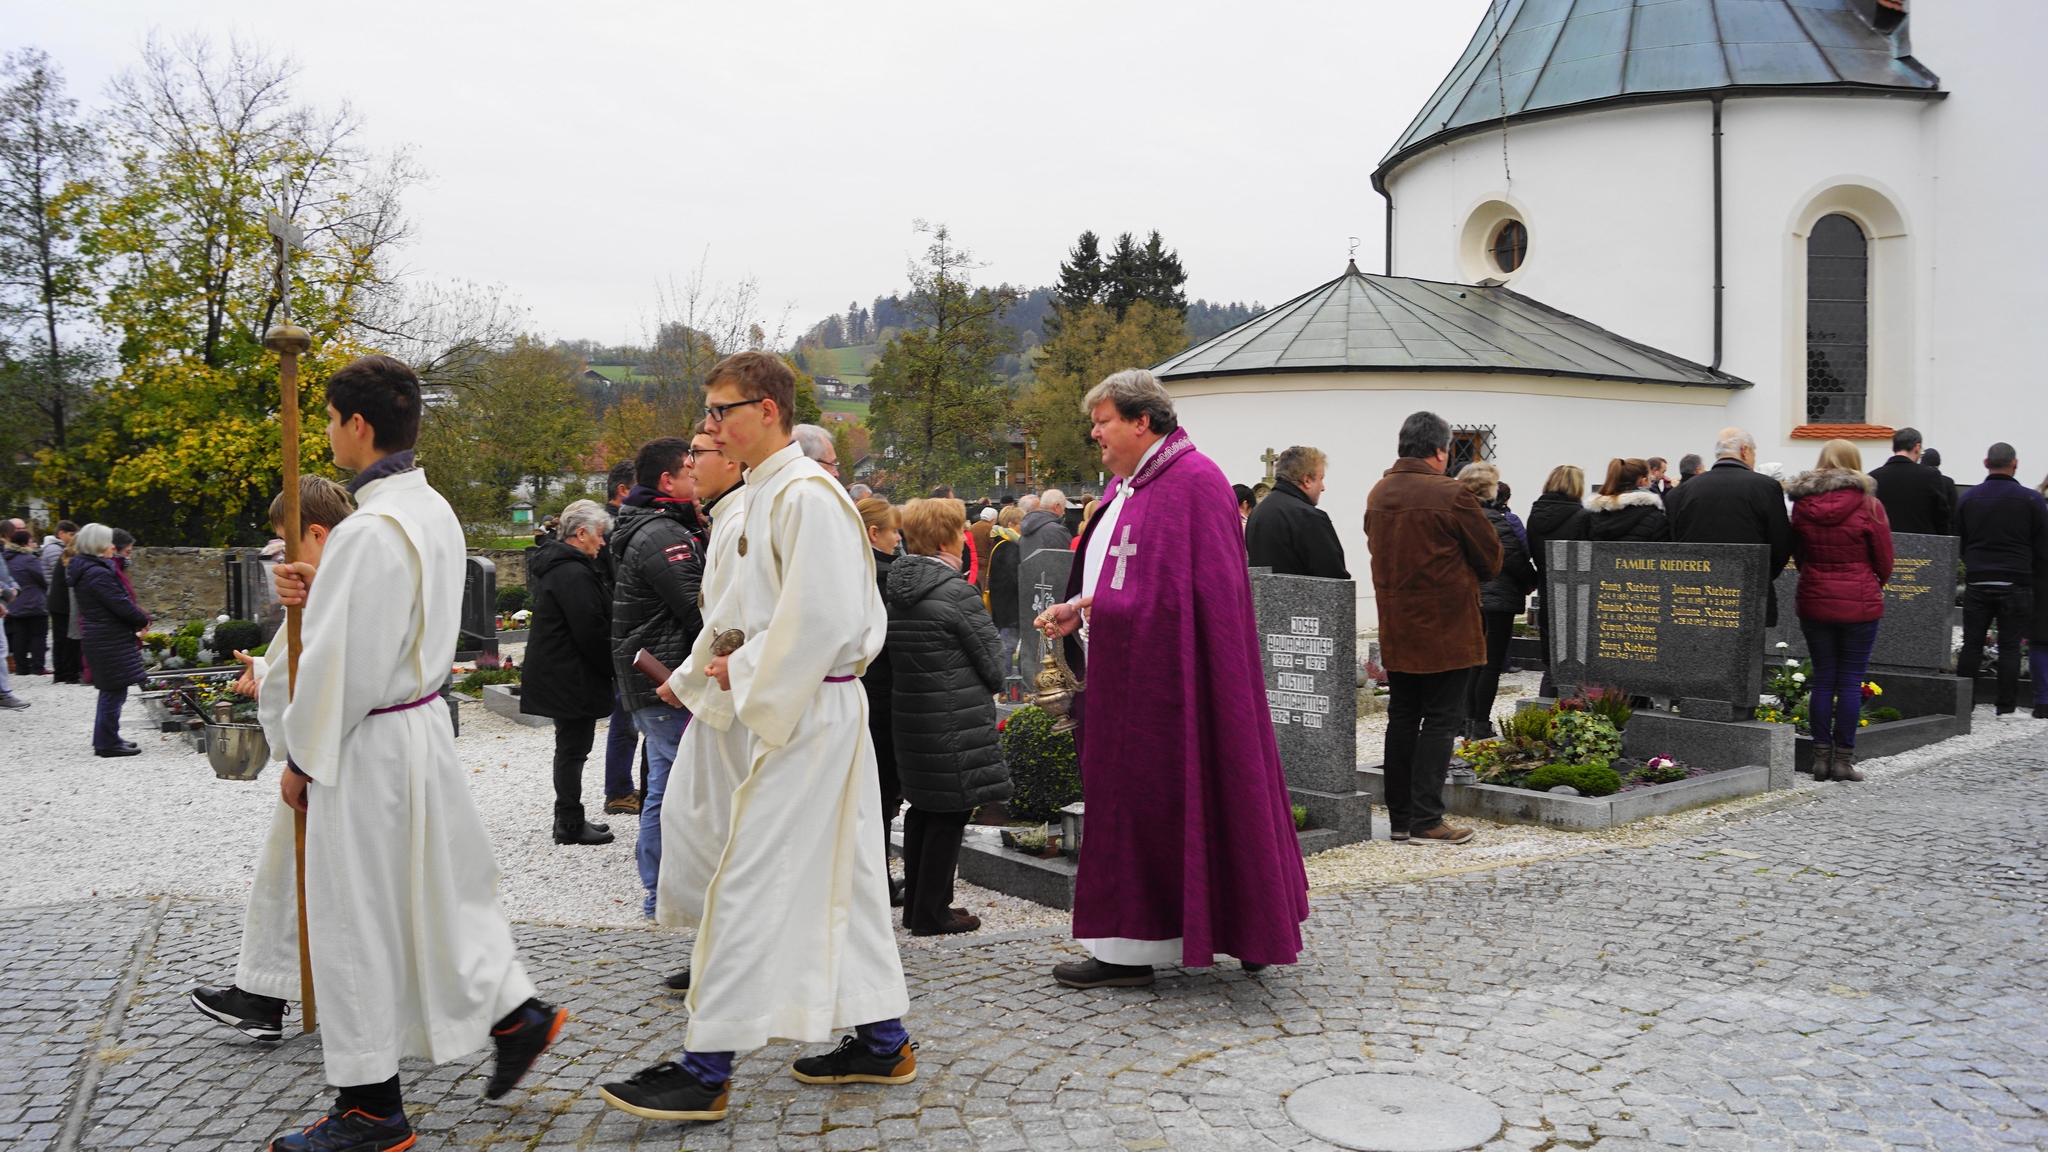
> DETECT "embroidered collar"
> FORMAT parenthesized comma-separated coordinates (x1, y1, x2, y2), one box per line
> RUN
(1126, 427, 1196, 491)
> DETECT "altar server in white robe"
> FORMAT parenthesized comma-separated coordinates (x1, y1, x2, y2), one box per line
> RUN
(261, 356, 568, 1152)
(601, 351, 911, 1126)
(652, 423, 749, 974)
(187, 477, 354, 1045)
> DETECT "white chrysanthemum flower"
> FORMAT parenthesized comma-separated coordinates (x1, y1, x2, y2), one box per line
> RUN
(1775, 641, 1789, 650)
(1792, 672, 1805, 683)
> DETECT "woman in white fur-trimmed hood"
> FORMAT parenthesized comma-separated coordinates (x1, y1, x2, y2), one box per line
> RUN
(1580, 457, 1671, 542)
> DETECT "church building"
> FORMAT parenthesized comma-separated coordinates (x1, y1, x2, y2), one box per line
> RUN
(1160, 0, 2040, 624)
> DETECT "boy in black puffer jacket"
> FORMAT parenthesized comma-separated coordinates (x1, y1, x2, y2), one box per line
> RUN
(884, 498, 1012, 936)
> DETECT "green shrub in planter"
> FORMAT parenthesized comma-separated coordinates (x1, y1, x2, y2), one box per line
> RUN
(1548, 710, 1621, 766)
(1523, 761, 1622, 797)
(213, 619, 265, 656)
(1867, 706, 1903, 723)
(173, 635, 201, 663)
(998, 705, 1080, 823)
(497, 586, 531, 614)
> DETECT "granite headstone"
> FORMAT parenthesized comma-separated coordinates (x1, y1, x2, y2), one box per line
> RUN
(1546, 540, 1771, 714)
(459, 556, 499, 659)
(1015, 548, 1074, 688)
(1250, 571, 1357, 795)
(1765, 531, 1958, 671)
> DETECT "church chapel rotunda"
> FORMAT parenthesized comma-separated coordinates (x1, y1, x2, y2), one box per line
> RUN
(1159, 0, 2042, 625)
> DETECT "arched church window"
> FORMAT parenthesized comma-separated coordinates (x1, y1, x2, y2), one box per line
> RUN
(1491, 221, 1527, 273)
(1806, 214, 1869, 423)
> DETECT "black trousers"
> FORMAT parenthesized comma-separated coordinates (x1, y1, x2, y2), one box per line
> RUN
(1959, 584, 2034, 712)
(1465, 611, 1516, 735)
(1384, 667, 1473, 834)
(901, 806, 972, 933)
(5, 614, 47, 675)
(50, 614, 80, 682)
(551, 716, 599, 823)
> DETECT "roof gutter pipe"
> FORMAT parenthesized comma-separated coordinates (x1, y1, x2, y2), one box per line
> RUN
(1711, 95, 1723, 371)
(1379, 184, 1394, 276)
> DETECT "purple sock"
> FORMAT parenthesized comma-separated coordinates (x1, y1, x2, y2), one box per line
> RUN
(679, 1050, 732, 1085)
(857, 1018, 909, 1055)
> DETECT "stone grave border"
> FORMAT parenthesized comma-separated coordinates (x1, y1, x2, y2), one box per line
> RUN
(1355, 761, 1770, 832)
(481, 682, 550, 728)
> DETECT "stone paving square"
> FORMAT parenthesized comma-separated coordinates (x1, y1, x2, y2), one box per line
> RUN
(4, 728, 2044, 1151)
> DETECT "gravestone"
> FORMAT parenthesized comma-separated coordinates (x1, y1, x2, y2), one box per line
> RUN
(223, 550, 285, 641)
(458, 556, 499, 660)
(1014, 548, 1073, 689)
(1765, 531, 1959, 671)
(1545, 539, 1771, 716)
(1251, 571, 1371, 844)
(1251, 572, 1357, 793)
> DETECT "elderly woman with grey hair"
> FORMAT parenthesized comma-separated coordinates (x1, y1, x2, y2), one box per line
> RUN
(68, 523, 152, 755)
(520, 499, 621, 844)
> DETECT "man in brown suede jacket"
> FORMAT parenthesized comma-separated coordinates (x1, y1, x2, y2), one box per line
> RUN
(1363, 411, 1502, 844)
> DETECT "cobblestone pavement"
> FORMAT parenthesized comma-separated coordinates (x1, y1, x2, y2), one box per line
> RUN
(4, 740, 2043, 1152)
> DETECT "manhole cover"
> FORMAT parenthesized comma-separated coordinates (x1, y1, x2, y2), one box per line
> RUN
(1284, 1074, 1501, 1152)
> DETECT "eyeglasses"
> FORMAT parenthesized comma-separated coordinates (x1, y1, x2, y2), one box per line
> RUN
(704, 397, 764, 423)
(685, 447, 724, 462)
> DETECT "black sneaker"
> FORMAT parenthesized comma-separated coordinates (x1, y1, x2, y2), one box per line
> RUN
(790, 1033, 918, 1085)
(2036, 705, 2048, 720)
(664, 969, 690, 991)
(598, 1061, 730, 1121)
(268, 1107, 415, 1151)
(485, 998, 566, 1099)
(191, 984, 286, 1041)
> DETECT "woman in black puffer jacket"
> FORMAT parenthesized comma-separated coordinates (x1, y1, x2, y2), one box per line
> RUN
(1582, 457, 1670, 542)
(1525, 465, 1587, 699)
(1456, 463, 1536, 737)
(885, 498, 1011, 936)
(69, 524, 151, 755)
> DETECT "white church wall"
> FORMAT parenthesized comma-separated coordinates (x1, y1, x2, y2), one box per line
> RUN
(1169, 374, 1735, 630)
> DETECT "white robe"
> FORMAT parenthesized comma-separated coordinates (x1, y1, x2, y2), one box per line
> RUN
(667, 443, 905, 1053)
(233, 642, 304, 1000)
(655, 482, 753, 928)
(269, 468, 534, 1086)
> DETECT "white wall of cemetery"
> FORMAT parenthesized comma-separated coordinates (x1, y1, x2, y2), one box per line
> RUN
(1377, 5, 2048, 472)
(1169, 371, 1736, 631)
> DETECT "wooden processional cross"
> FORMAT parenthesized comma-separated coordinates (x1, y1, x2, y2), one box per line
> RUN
(264, 209, 317, 1034)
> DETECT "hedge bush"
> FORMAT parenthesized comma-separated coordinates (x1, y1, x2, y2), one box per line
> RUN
(1523, 761, 1622, 797)
(497, 586, 531, 614)
(213, 619, 265, 656)
(998, 705, 1080, 823)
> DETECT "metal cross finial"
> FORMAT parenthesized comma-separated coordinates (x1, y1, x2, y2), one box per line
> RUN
(266, 209, 305, 326)
(1349, 236, 1360, 261)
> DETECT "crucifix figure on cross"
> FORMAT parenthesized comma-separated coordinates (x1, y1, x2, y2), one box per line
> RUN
(1108, 525, 1138, 591)
(1260, 447, 1279, 485)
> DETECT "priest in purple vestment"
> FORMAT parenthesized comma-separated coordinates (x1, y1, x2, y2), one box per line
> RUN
(1033, 369, 1310, 989)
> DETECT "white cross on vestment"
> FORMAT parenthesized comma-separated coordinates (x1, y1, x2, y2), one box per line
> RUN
(1108, 526, 1137, 590)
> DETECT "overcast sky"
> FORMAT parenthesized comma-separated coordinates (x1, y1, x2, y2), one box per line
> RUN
(5, 0, 1494, 346)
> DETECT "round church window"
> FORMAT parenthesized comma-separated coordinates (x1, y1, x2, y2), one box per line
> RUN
(1491, 220, 1527, 273)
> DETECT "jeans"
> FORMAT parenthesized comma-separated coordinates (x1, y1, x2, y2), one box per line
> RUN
(1958, 584, 2034, 712)
(1383, 667, 1472, 834)
(1465, 612, 1515, 735)
(632, 704, 690, 918)
(604, 689, 639, 801)
(94, 686, 128, 750)
(681, 1018, 908, 1085)
(5, 615, 46, 675)
(901, 806, 972, 933)
(551, 716, 599, 823)
(1798, 618, 1880, 748)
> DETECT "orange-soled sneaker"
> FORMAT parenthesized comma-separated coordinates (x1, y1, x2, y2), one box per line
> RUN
(268, 1108, 415, 1151)
(485, 998, 567, 1099)
(789, 1034, 918, 1085)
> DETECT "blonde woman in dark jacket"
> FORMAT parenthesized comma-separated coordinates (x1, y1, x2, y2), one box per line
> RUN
(885, 498, 1012, 936)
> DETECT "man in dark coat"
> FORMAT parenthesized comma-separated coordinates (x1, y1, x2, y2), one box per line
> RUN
(1018, 491, 1073, 557)
(522, 500, 619, 845)
(600, 459, 643, 814)
(1664, 427, 1795, 625)
(1244, 446, 1349, 579)
(1363, 412, 1501, 845)
(1956, 442, 2048, 716)
(1869, 427, 1952, 536)
(608, 437, 707, 917)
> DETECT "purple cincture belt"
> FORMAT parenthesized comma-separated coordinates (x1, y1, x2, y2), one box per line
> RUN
(824, 675, 857, 683)
(369, 693, 442, 716)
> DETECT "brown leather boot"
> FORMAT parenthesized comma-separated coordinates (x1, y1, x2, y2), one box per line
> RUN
(1830, 748, 1864, 782)
(1809, 744, 1833, 778)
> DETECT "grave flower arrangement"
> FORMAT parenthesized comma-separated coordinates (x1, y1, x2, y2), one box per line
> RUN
(1461, 705, 1623, 792)
(997, 705, 1081, 824)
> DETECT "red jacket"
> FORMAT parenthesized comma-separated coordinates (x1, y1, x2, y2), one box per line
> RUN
(1786, 469, 1894, 624)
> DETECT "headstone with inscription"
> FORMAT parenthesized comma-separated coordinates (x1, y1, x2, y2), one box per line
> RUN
(458, 556, 499, 660)
(1545, 540, 1770, 715)
(1765, 532, 1958, 671)
(1251, 572, 1358, 795)
(1015, 548, 1074, 689)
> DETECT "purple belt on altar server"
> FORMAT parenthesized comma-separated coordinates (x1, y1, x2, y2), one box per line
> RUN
(824, 675, 857, 683)
(369, 693, 442, 716)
